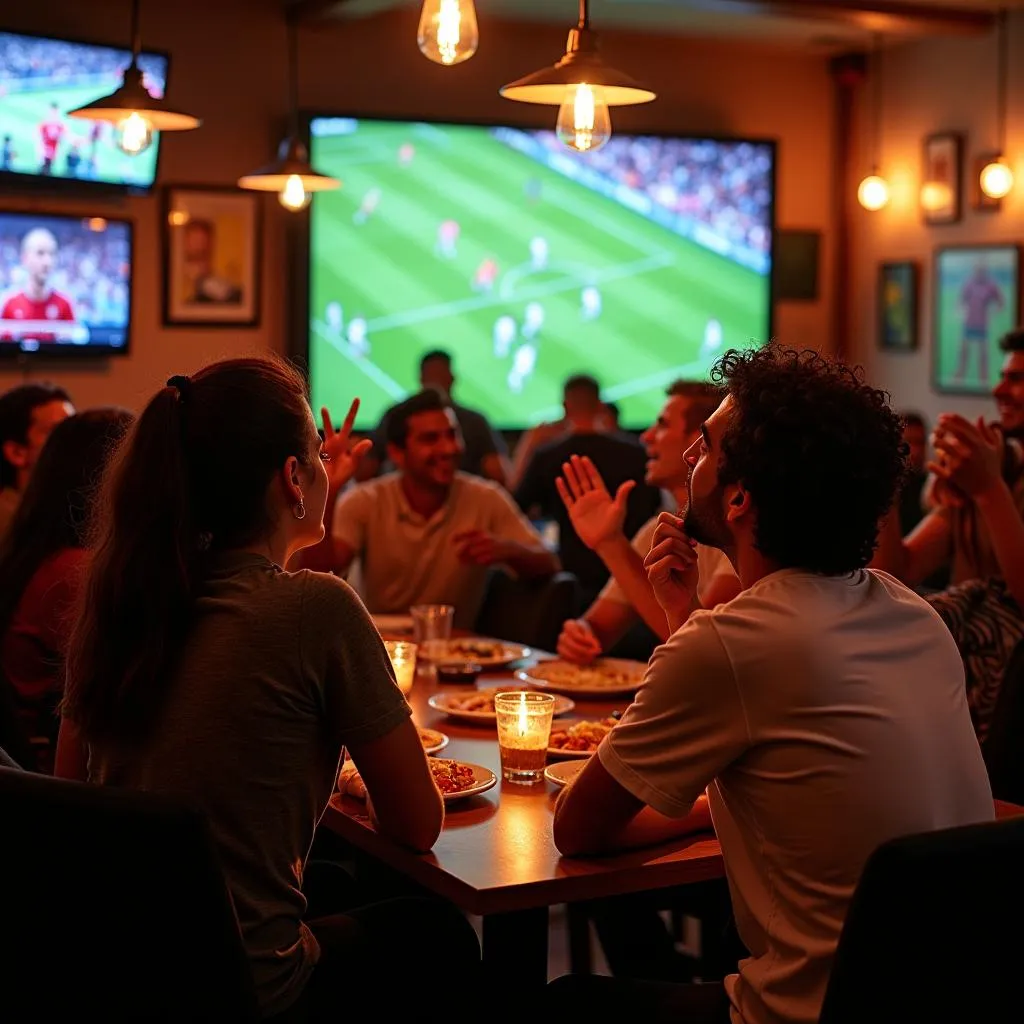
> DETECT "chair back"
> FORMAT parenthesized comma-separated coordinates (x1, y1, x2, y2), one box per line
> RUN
(983, 639, 1024, 804)
(0, 768, 259, 1022)
(819, 815, 1024, 1024)
(474, 569, 577, 651)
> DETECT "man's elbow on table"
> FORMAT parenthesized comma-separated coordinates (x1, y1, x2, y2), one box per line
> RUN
(552, 755, 645, 857)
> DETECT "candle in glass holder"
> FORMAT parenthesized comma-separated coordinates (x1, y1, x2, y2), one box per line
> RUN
(384, 640, 417, 696)
(494, 691, 555, 784)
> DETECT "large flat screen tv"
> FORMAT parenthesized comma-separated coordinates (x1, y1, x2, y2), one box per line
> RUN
(0, 210, 133, 356)
(0, 31, 169, 194)
(305, 116, 775, 430)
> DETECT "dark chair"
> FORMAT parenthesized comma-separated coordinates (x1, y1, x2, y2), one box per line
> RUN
(0, 668, 36, 770)
(475, 569, 578, 651)
(983, 638, 1024, 804)
(818, 815, 1024, 1024)
(0, 768, 259, 1022)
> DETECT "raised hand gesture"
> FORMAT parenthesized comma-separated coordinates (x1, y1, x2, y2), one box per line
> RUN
(555, 454, 635, 552)
(321, 400, 373, 494)
(643, 512, 700, 621)
(929, 414, 1003, 501)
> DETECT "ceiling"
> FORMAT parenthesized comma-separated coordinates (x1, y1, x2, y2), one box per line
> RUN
(305, 0, 1021, 48)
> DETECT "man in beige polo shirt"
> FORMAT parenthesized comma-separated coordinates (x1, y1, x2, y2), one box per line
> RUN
(325, 389, 558, 629)
(549, 346, 993, 1024)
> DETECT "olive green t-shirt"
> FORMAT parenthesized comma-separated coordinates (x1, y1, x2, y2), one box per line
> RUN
(88, 552, 410, 1017)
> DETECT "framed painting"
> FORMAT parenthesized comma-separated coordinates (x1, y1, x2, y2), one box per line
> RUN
(878, 261, 919, 351)
(921, 133, 963, 226)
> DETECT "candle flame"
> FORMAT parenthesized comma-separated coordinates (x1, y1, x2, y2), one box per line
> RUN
(517, 692, 529, 736)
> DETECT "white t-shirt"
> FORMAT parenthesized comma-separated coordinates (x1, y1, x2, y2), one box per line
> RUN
(597, 514, 738, 609)
(599, 568, 993, 1024)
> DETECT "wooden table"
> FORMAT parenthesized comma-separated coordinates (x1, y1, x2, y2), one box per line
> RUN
(322, 652, 724, 985)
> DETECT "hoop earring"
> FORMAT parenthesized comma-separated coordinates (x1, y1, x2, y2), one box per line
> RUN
(294, 501, 306, 520)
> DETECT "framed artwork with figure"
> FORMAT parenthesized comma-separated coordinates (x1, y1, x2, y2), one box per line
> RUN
(162, 185, 261, 327)
(933, 244, 1020, 394)
(878, 261, 919, 351)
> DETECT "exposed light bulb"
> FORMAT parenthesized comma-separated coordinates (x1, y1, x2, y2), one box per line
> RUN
(920, 181, 952, 212)
(556, 84, 612, 154)
(279, 174, 312, 211)
(857, 174, 890, 211)
(115, 111, 154, 156)
(980, 158, 1014, 200)
(418, 0, 479, 66)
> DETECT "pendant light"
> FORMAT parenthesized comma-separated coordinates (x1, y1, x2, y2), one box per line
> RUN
(67, 0, 200, 156)
(418, 0, 479, 66)
(238, 12, 339, 211)
(980, 9, 1014, 201)
(857, 34, 890, 212)
(500, 0, 655, 155)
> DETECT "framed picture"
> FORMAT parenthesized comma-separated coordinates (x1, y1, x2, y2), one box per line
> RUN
(878, 262, 919, 351)
(162, 185, 261, 327)
(921, 133, 963, 225)
(933, 244, 1020, 394)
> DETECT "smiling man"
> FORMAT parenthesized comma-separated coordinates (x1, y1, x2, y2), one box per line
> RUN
(324, 389, 557, 628)
(549, 346, 993, 1024)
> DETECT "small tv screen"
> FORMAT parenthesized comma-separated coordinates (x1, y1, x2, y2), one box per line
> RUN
(0, 211, 132, 356)
(306, 116, 774, 430)
(0, 31, 168, 193)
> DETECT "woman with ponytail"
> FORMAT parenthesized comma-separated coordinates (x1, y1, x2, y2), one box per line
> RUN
(56, 357, 477, 1019)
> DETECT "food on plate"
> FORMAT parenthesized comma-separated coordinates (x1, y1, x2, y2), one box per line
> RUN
(337, 761, 367, 800)
(441, 640, 504, 660)
(445, 690, 500, 714)
(417, 728, 446, 750)
(429, 759, 477, 795)
(549, 718, 617, 753)
(528, 659, 643, 690)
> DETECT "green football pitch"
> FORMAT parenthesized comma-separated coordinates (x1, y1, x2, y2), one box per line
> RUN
(308, 121, 770, 430)
(1, 84, 158, 186)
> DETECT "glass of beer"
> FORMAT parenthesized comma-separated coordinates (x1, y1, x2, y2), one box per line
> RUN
(494, 691, 556, 784)
(384, 640, 417, 697)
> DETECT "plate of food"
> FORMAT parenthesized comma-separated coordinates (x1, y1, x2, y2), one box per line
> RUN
(418, 637, 532, 668)
(515, 657, 645, 698)
(337, 758, 496, 803)
(547, 717, 617, 759)
(545, 760, 586, 789)
(417, 727, 449, 755)
(427, 686, 575, 724)
(372, 613, 414, 636)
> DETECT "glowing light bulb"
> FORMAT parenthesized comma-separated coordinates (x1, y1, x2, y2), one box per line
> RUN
(857, 174, 890, 211)
(980, 158, 1014, 200)
(279, 174, 312, 212)
(920, 181, 952, 212)
(556, 84, 612, 154)
(418, 0, 479, 66)
(115, 111, 153, 156)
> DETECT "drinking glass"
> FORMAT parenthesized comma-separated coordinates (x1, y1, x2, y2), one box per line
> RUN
(494, 691, 556, 784)
(410, 604, 455, 644)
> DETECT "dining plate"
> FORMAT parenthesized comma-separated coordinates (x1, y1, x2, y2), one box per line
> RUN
(418, 637, 532, 668)
(372, 613, 414, 636)
(427, 687, 575, 724)
(516, 658, 645, 698)
(545, 760, 586, 789)
(417, 727, 450, 756)
(546, 717, 618, 759)
(337, 758, 495, 804)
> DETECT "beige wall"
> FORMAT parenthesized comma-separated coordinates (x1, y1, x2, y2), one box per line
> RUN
(0, 1, 834, 411)
(848, 13, 1024, 427)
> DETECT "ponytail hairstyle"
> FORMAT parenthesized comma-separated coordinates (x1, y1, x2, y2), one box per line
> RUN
(63, 356, 314, 747)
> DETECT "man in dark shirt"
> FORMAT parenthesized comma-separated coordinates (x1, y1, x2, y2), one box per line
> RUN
(357, 350, 509, 486)
(515, 375, 662, 599)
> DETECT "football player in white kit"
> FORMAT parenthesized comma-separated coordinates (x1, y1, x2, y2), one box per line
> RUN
(522, 301, 545, 340)
(507, 342, 538, 394)
(353, 187, 382, 226)
(701, 317, 724, 356)
(529, 235, 549, 271)
(493, 314, 517, 358)
(325, 301, 343, 335)
(347, 317, 370, 358)
(581, 285, 602, 321)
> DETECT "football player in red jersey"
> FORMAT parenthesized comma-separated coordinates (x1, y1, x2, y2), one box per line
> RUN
(1, 228, 76, 343)
(38, 103, 65, 175)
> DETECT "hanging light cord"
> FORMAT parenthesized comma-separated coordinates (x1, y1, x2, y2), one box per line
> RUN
(578, 0, 590, 29)
(287, 11, 300, 139)
(871, 33, 883, 172)
(130, 0, 142, 61)
(996, 8, 1008, 153)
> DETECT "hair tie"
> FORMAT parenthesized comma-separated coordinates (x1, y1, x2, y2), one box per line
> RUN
(166, 375, 192, 403)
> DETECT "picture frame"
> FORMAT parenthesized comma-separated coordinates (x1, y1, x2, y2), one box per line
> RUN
(972, 152, 1004, 213)
(162, 185, 262, 327)
(921, 133, 963, 226)
(932, 243, 1020, 395)
(878, 261, 919, 351)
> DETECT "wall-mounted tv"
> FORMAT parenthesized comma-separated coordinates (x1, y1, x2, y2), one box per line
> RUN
(304, 115, 775, 431)
(0, 31, 169, 194)
(0, 210, 133, 357)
